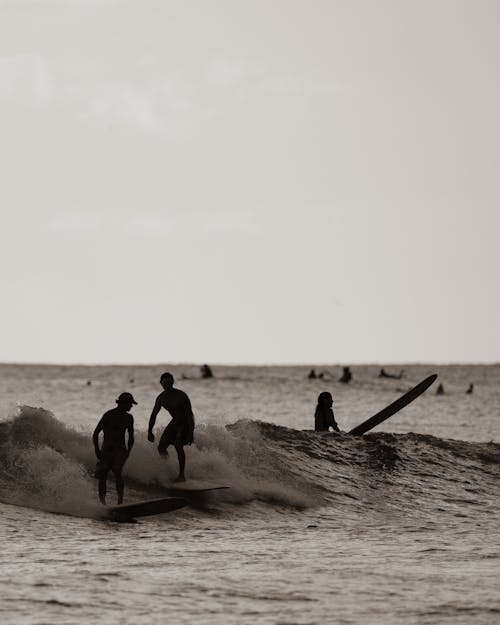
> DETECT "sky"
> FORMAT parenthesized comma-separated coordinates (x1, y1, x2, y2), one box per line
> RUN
(1, 0, 499, 365)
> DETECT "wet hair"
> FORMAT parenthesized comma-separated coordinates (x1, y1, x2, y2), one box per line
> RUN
(160, 372, 174, 383)
(317, 391, 333, 404)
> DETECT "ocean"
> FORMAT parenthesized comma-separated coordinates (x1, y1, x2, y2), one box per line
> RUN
(0, 363, 499, 625)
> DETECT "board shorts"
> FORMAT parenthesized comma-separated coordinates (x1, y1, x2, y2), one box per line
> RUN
(157, 422, 192, 454)
(94, 447, 129, 479)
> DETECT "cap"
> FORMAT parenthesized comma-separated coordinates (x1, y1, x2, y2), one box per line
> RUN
(116, 392, 138, 405)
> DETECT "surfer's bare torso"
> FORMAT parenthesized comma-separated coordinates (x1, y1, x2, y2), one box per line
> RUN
(94, 407, 134, 451)
(154, 389, 193, 427)
(148, 385, 195, 447)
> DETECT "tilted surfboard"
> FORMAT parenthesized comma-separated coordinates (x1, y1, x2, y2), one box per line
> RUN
(163, 485, 230, 496)
(348, 374, 438, 436)
(107, 497, 188, 522)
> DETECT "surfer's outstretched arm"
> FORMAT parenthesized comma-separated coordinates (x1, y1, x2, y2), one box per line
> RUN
(148, 396, 162, 442)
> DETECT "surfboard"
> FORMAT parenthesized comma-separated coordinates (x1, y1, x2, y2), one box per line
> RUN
(163, 485, 230, 497)
(348, 374, 438, 436)
(107, 497, 188, 522)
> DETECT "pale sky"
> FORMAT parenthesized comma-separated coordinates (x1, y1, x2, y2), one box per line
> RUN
(1, 0, 499, 364)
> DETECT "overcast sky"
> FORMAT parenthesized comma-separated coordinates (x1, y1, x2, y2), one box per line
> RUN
(1, 0, 499, 365)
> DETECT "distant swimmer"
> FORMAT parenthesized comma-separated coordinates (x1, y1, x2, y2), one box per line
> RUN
(308, 369, 317, 379)
(93, 392, 136, 505)
(200, 364, 214, 379)
(314, 391, 340, 432)
(466, 383, 474, 394)
(148, 372, 195, 482)
(436, 383, 445, 395)
(378, 368, 404, 379)
(339, 366, 352, 384)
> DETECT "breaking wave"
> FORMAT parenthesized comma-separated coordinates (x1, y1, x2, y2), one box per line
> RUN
(0, 406, 499, 522)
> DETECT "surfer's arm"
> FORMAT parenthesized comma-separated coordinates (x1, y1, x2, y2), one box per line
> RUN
(127, 418, 134, 453)
(331, 412, 340, 432)
(148, 397, 162, 441)
(182, 395, 195, 444)
(185, 410, 195, 444)
(328, 409, 340, 432)
(93, 416, 105, 457)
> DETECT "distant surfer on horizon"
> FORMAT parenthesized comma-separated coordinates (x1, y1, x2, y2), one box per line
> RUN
(93, 392, 136, 505)
(339, 366, 352, 384)
(378, 368, 404, 379)
(314, 391, 340, 432)
(200, 364, 214, 379)
(147, 372, 195, 482)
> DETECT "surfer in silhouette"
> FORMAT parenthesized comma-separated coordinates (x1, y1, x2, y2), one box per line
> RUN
(93, 392, 136, 505)
(436, 383, 445, 395)
(339, 367, 352, 384)
(466, 383, 474, 394)
(200, 364, 214, 379)
(148, 372, 195, 482)
(378, 368, 404, 379)
(314, 391, 340, 432)
(308, 369, 317, 379)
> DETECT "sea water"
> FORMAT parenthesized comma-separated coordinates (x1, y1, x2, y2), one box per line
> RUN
(0, 363, 499, 625)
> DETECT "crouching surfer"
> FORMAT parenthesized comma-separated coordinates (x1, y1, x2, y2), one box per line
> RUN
(93, 392, 136, 505)
(314, 391, 340, 432)
(147, 372, 195, 482)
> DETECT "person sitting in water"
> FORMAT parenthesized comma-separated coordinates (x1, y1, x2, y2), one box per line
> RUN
(378, 368, 404, 379)
(308, 369, 317, 379)
(148, 372, 195, 482)
(314, 391, 340, 432)
(200, 364, 214, 379)
(93, 392, 136, 505)
(436, 383, 445, 395)
(466, 383, 474, 394)
(339, 366, 352, 384)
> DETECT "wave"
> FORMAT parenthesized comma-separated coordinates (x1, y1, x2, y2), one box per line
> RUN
(0, 407, 499, 522)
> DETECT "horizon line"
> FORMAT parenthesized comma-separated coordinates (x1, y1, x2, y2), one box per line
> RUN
(0, 360, 498, 367)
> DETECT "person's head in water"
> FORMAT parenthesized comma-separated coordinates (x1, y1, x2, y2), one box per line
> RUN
(116, 392, 137, 411)
(317, 391, 333, 409)
(160, 372, 174, 391)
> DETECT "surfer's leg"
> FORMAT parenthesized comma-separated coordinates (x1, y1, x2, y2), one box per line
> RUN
(157, 427, 172, 457)
(115, 471, 124, 505)
(174, 442, 186, 481)
(112, 451, 127, 504)
(98, 473, 107, 505)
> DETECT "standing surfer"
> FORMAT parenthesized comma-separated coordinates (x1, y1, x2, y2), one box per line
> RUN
(93, 392, 136, 505)
(147, 372, 195, 482)
(314, 391, 340, 432)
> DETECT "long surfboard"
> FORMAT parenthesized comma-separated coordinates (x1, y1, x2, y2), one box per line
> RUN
(164, 485, 230, 496)
(348, 374, 437, 436)
(107, 497, 188, 522)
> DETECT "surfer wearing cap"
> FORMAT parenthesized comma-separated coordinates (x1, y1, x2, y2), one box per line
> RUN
(147, 372, 195, 482)
(93, 392, 136, 505)
(314, 391, 340, 432)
